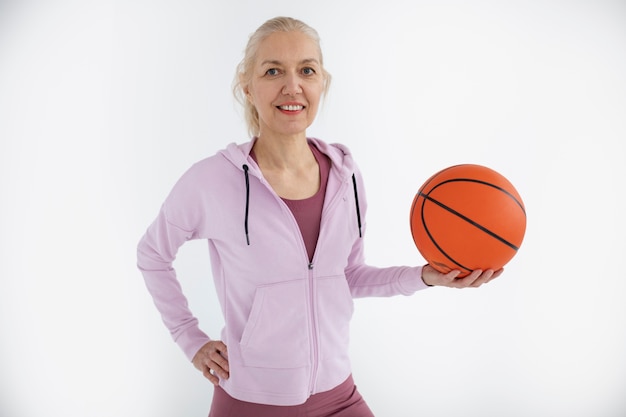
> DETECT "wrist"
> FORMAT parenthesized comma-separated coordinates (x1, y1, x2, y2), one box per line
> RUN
(421, 264, 434, 287)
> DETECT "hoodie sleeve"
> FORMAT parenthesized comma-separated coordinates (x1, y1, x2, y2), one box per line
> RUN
(136, 170, 211, 362)
(344, 166, 430, 298)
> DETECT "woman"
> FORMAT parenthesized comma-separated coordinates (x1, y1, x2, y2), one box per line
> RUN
(137, 16, 501, 417)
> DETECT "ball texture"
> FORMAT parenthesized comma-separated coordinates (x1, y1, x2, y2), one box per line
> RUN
(410, 164, 526, 277)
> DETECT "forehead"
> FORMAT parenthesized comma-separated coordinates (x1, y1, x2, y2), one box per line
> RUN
(256, 31, 321, 65)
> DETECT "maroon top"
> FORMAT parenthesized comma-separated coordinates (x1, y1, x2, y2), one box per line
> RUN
(251, 143, 330, 262)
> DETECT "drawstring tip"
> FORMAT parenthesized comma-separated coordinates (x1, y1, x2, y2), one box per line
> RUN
(246, 234, 250, 245)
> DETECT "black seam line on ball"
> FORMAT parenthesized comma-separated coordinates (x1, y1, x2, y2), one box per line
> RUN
(415, 192, 470, 273)
(432, 178, 526, 214)
(418, 192, 520, 251)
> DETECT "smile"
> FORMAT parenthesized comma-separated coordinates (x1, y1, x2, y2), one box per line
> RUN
(277, 105, 304, 111)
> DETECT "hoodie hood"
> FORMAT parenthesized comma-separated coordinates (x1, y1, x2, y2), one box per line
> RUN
(220, 137, 356, 180)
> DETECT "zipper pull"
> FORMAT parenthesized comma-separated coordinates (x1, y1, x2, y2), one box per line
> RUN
(308, 262, 314, 270)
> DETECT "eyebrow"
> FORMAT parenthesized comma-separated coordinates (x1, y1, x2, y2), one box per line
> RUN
(260, 58, 320, 67)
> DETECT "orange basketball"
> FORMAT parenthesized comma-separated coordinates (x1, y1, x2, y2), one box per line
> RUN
(410, 164, 526, 277)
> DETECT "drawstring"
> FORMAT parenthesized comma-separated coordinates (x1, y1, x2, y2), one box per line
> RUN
(352, 173, 362, 238)
(243, 164, 250, 245)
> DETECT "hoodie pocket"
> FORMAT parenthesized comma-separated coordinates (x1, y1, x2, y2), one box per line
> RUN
(239, 279, 310, 369)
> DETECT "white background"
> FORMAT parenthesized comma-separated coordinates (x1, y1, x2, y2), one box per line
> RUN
(1, 1, 625, 416)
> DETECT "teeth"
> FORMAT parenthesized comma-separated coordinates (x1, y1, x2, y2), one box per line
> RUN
(279, 105, 303, 111)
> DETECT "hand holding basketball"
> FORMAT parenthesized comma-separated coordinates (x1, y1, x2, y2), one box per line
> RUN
(410, 164, 526, 277)
(421, 264, 503, 288)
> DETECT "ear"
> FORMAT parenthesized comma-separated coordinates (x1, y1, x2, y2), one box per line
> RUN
(240, 74, 253, 102)
(244, 87, 254, 104)
(240, 82, 251, 101)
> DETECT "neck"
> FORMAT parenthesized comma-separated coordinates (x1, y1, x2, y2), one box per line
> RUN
(253, 133, 313, 170)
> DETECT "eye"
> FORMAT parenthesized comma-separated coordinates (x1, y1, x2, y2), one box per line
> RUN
(265, 68, 280, 76)
(302, 67, 316, 76)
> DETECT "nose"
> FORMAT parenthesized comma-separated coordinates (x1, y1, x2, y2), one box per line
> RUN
(282, 72, 302, 95)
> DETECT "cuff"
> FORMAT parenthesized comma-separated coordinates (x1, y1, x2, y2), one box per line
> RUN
(398, 265, 430, 294)
(175, 326, 212, 362)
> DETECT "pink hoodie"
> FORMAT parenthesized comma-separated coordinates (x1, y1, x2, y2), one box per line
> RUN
(137, 137, 427, 405)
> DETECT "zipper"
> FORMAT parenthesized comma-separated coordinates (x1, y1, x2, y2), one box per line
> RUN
(249, 163, 352, 396)
(307, 261, 319, 395)
(305, 177, 352, 395)
(253, 173, 321, 393)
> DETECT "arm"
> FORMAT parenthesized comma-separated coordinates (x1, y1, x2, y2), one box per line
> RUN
(137, 169, 231, 384)
(137, 213, 231, 384)
(137, 207, 212, 361)
(345, 250, 502, 296)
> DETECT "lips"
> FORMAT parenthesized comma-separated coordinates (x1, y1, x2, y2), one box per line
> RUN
(277, 103, 305, 112)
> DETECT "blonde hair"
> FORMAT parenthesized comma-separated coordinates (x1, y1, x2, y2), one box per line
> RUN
(233, 16, 332, 138)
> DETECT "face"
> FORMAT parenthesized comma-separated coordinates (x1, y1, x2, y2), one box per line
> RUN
(245, 31, 325, 140)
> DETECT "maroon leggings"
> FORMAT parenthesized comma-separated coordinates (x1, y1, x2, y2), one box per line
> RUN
(208, 375, 375, 417)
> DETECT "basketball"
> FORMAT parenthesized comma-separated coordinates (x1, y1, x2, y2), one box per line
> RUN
(410, 164, 526, 277)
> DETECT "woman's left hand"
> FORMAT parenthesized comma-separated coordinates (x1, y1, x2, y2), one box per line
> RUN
(421, 264, 503, 288)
